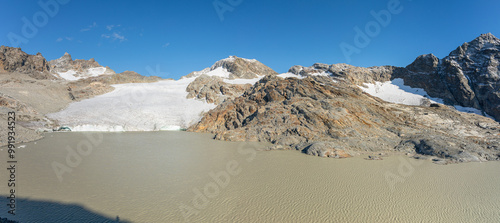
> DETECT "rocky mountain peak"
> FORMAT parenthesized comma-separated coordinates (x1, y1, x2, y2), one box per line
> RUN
(476, 33, 500, 44)
(406, 53, 439, 73)
(48, 52, 113, 79)
(449, 33, 500, 58)
(50, 52, 73, 68)
(183, 56, 277, 79)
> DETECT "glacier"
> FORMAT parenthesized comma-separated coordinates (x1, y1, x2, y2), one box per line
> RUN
(47, 78, 217, 132)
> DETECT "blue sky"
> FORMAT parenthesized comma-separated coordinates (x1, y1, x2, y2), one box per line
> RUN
(1, 0, 499, 79)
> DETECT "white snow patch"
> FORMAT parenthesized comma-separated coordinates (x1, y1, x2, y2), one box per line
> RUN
(308, 71, 331, 76)
(277, 72, 305, 79)
(58, 70, 79, 81)
(47, 78, 217, 132)
(360, 78, 444, 106)
(58, 67, 112, 81)
(222, 56, 257, 63)
(205, 67, 231, 78)
(454, 106, 495, 119)
(87, 67, 107, 76)
(361, 79, 496, 120)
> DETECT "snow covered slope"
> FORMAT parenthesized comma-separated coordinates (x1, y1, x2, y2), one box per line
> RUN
(47, 78, 216, 131)
(360, 78, 443, 106)
(360, 78, 494, 119)
(57, 67, 114, 81)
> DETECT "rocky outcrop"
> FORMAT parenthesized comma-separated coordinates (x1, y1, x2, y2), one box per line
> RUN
(189, 75, 500, 163)
(301, 142, 353, 158)
(184, 56, 278, 79)
(186, 74, 252, 104)
(0, 46, 52, 79)
(288, 63, 395, 84)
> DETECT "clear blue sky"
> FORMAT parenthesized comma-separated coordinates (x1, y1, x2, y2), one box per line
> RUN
(1, 0, 499, 79)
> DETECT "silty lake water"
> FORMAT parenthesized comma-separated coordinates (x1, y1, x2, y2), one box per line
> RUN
(1, 131, 499, 222)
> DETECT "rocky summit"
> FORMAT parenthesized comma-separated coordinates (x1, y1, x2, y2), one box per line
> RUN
(183, 55, 277, 79)
(185, 56, 278, 104)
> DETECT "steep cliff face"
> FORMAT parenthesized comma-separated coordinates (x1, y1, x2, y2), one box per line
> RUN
(438, 33, 500, 119)
(397, 33, 500, 120)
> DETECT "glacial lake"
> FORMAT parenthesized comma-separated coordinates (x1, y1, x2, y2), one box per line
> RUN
(1, 131, 500, 222)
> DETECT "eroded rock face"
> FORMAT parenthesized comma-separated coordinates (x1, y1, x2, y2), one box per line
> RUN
(0, 46, 52, 79)
(189, 75, 500, 163)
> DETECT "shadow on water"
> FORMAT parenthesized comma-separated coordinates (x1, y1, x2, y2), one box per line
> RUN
(0, 196, 131, 223)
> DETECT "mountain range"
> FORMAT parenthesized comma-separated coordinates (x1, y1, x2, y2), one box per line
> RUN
(1, 33, 500, 164)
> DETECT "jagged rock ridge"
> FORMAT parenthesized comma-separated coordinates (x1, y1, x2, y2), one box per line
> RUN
(0, 46, 52, 79)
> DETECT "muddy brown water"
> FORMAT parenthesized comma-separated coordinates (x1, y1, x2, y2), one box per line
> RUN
(1, 131, 499, 222)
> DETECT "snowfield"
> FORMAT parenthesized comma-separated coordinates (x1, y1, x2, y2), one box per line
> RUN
(277, 72, 304, 79)
(58, 70, 79, 81)
(57, 67, 111, 81)
(360, 78, 494, 119)
(47, 78, 217, 131)
(205, 66, 232, 78)
(360, 78, 443, 106)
